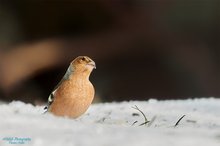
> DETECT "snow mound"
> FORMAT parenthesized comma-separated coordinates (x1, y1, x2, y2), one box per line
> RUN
(0, 98, 220, 146)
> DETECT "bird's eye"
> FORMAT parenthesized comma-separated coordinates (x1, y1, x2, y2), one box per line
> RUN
(81, 57, 86, 61)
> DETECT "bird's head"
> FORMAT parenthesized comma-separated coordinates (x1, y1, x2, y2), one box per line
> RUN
(70, 56, 96, 73)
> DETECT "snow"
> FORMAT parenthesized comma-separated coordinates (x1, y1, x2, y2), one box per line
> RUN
(0, 98, 220, 146)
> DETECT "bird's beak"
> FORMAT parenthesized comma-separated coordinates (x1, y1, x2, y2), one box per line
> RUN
(87, 62, 96, 69)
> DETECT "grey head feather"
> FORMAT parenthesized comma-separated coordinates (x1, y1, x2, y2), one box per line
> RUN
(53, 65, 73, 90)
(44, 65, 74, 112)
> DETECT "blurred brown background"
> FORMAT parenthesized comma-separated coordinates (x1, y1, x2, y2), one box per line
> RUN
(0, 0, 220, 104)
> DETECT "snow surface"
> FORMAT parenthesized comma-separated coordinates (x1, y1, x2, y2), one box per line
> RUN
(0, 98, 220, 146)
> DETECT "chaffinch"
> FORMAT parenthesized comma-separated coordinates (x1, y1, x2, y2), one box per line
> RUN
(44, 56, 96, 118)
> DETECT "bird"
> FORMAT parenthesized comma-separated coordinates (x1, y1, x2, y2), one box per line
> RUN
(44, 56, 96, 118)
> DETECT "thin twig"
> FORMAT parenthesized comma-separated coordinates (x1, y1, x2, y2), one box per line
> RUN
(132, 121, 138, 126)
(132, 105, 149, 126)
(139, 121, 150, 126)
(174, 115, 186, 127)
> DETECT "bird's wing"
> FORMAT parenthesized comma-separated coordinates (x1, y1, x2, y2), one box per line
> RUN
(43, 91, 55, 111)
(44, 66, 73, 112)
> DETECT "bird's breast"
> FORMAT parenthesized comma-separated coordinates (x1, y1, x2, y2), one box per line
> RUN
(56, 79, 94, 98)
(50, 79, 95, 118)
